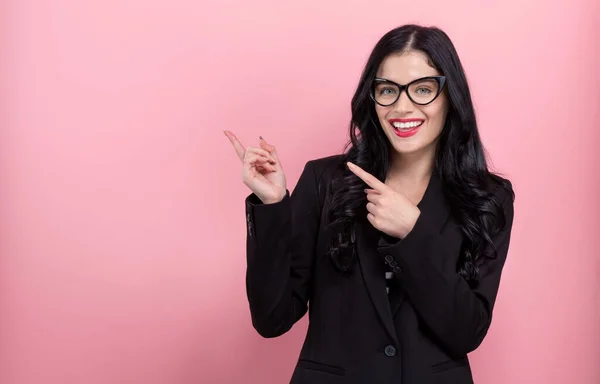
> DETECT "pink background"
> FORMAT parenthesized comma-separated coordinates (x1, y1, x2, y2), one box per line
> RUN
(2, 1, 599, 383)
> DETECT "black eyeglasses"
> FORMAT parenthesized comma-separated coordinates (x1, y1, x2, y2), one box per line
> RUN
(370, 76, 447, 106)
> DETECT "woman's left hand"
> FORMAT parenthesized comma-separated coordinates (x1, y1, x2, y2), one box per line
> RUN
(347, 162, 421, 239)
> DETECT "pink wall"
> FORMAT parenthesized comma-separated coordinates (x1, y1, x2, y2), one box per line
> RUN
(2, 1, 599, 383)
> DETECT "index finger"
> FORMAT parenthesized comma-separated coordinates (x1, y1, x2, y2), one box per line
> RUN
(347, 162, 388, 192)
(224, 130, 246, 161)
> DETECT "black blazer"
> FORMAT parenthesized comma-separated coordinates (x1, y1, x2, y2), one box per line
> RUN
(244, 154, 514, 384)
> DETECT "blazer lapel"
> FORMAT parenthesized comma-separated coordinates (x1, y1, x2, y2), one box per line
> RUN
(388, 170, 452, 317)
(355, 170, 454, 338)
(356, 218, 398, 343)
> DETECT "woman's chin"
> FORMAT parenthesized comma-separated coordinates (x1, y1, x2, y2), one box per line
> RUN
(390, 141, 420, 155)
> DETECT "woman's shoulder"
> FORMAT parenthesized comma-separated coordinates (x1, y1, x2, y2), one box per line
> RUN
(305, 154, 346, 181)
(300, 154, 346, 205)
(488, 172, 515, 206)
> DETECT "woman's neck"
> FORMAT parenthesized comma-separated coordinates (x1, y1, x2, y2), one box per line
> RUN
(387, 150, 435, 184)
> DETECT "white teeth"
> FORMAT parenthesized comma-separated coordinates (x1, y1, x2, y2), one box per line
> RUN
(392, 121, 423, 129)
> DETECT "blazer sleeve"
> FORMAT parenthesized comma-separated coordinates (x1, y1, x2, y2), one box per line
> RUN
(379, 186, 515, 357)
(244, 160, 321, 338)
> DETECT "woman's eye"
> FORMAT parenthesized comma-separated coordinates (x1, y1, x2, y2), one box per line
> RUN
(379, 87, 396, 95)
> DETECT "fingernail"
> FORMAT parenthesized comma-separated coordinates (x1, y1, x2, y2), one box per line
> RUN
(259, 136, 264, 140)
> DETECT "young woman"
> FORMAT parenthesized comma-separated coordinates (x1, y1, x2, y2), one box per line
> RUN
(225, 24, 515, 384)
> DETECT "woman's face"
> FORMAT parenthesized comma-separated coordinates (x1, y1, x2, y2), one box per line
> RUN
(374, 51, 449, 158)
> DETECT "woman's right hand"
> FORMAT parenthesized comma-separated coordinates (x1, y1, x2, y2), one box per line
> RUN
(224, 131, 287, 204)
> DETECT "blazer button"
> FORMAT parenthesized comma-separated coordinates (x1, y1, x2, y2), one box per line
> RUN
(384, 345, 397, 357)
(384, 255, 394, 264)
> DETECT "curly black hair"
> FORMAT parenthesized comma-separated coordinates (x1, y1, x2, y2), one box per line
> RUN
(325, 24, 514, 287)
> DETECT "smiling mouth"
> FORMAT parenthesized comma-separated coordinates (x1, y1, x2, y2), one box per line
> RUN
(390, 121, 423, 130)
(389, 120, 423, 138)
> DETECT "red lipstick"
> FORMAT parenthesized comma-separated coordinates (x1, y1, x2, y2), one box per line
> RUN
(388, 118, 424, 138)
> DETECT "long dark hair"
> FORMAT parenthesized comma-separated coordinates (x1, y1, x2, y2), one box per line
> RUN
(325, 24, 514, 287)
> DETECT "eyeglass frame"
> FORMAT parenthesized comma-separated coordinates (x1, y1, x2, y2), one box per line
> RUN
(369, 76, 447, 106)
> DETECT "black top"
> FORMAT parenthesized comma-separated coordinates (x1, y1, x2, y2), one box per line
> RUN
(379, 232, 400, 295)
